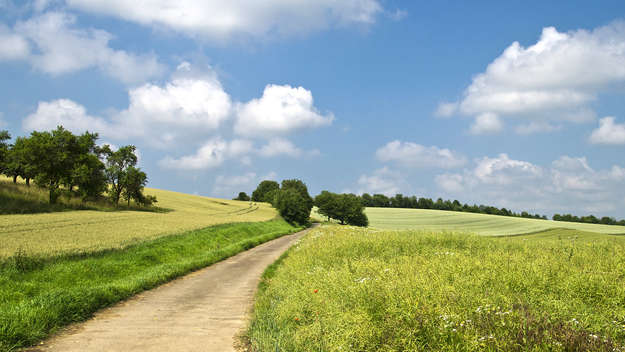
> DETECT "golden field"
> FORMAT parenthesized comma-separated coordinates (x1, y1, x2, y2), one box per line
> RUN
(0, 187, 276, 258)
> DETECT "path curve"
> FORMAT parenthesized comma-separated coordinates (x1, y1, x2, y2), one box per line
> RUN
(26, 225, 315, 352)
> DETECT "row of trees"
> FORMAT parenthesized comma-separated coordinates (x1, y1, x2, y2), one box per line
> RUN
(553, 213, 625, 226)
(359, 193, 548, 220)
(250, 179, 314, 225)
(315, 191, 368, 227)
(0, 126, 154, 206)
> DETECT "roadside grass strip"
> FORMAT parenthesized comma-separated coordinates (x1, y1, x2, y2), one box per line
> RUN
(0, 219, 302, 351)
(247, 225, 625, 351)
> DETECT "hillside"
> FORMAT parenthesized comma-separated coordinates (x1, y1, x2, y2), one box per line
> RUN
(0, 187, 277, 258)
(365, 207, 625, 236)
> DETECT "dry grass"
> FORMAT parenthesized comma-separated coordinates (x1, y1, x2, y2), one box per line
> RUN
(0, 186, 277, 258)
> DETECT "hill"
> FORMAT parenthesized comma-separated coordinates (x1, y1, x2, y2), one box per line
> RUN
(0, 186, 276, 258)
(365, 207, 625, 236)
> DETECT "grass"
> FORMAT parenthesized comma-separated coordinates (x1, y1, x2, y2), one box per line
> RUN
(0, 218, 303, 351)
(0, 183, 277, 258)
(246, 225, 625, 351)
(365, 207, 625, 236)
(0, 177, 168, 215)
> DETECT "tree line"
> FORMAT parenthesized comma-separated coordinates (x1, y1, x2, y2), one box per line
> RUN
(552, 213, 625, 226)
(0, 126, 155, 206)
(237, 181, 369, 227)
(359, 193, 548, 220)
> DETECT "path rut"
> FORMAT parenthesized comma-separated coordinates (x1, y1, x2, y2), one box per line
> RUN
(26, 226, 314, 352)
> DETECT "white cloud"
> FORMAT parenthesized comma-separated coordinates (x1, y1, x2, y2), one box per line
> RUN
(435, 173, 465, 193)
(116, 68, 232, 146)
(158, 138, 253, 170)
(6, 12, 163, 83)
(435, 101, 458, 118)
(469, 113, 503, 135)
(515, 121, 561, 135)
(357, 167, 406, 196)
(442, 22, 625, 133)
(375, 140, 466, 169)
(235, 84, 333, 138)
(435, 154, 625, 216)
(213, 172, 258, 196)
(23, 99, 112, 134)
(258, 138, 302, 158)
(589, 117, 625, 145)
(23, 64, 233, 147)
(66, 0, 383, 41)
(0, 24, 30, 60)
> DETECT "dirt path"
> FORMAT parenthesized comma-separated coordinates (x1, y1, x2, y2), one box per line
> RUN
(26, 226, 315, 352)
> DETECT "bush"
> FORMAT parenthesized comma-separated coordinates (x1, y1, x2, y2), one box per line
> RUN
(274, 189, 310, 225)
(315, 191, 368, 227)
(234, 192, 251, 201)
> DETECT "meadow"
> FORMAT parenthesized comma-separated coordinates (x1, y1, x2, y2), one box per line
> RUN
(0, 182, 276, 258)
(0, 219, 302, 351)
(247, 225, 625, 351)
(364, 207, 625, 236)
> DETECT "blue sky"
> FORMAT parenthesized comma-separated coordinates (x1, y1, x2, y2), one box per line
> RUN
(1, 0, 625, 217)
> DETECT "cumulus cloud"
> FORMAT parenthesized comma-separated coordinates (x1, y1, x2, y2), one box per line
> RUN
(469, 113, 503, 135)
(589, 117, 625, 145)
(23, 99, 112, 134)
(0, 24, 30, 60)
(375, 140, 466, 169)
(5, 12, 163, 83)
(23, 64, 232, 147)
(438, 22, 625, 134)
(257, 138, 321, 158)
(158, 138, 253, 170)
(66, 0, 383, 41)
(357, 167, 407, 196)
(235, 84, 333, 138)
(435, 154, 625, 216)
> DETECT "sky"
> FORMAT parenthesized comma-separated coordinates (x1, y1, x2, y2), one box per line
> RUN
(1, 0, 625, 218)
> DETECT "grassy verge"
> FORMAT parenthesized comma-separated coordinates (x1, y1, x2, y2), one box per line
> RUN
(0, 178, 166, 215)
(247, 225, 625, 351)
(0, 219, 303, 351)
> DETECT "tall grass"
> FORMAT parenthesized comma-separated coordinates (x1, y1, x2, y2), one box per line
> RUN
(0, 219, 303, 351)
(247, 226, 625, 351)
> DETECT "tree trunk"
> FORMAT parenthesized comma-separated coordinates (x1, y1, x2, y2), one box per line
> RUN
(12, 175, 17, 183)
(25, 178, 30, 186)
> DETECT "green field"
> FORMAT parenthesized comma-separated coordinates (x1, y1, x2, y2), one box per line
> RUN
(0, 219, 302, 351)
(247, 225, 625, 351)
(365, 207, 625, 236)
(0, 185, 277, 258)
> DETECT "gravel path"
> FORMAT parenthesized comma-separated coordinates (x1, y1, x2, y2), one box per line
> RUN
(26, 226, 314, 352)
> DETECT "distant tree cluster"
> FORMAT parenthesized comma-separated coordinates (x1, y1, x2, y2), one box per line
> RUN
(552, 213, 625, 226)
(251, 179, 312, 225)
(233, 192, 251, 201)
(0, 126, 155, 206)
(359, 193, 548, 220)
(315, 191, 368, 227)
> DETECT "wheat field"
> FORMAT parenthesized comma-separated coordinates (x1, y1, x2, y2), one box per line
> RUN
(0, 187, 276, 258)
(365, 207, 625, 236)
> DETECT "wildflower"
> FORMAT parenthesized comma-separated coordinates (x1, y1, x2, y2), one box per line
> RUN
(314, 289, 318, 293)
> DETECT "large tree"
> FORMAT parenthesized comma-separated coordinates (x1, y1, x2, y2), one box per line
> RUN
(122, 166, 148, 206)
(251, 180, 280, 202)
(102, 145, 138, 206)
(315, 191, 368, 227)
(274, 188, 310, 225)
(0, 130, 10, 174)
(281, 179, 313, 212)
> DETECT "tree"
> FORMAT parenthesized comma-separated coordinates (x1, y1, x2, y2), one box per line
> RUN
(274, 188, 310, 225)
(0, 130, 10, 174)
(281, 179, 313, 212)
(28, 127, 80, 203)
(4, 136, 35, 185)
(103, 145, 138, 206)
(73, 153, 107, 201)
(251, 180, 280, 202)
(234, 192, 251, 201)
(122, 166, 148, 206)
(315, 191, 368, 227)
